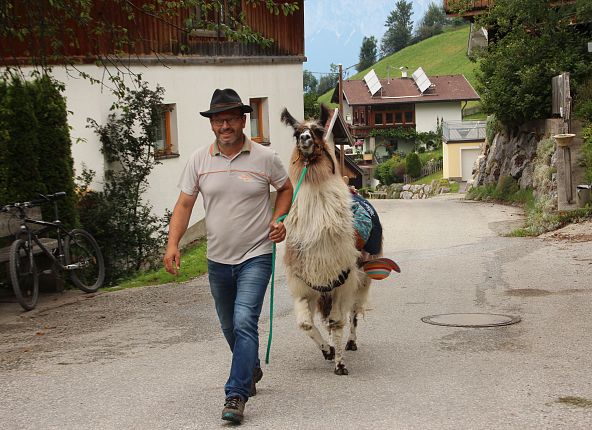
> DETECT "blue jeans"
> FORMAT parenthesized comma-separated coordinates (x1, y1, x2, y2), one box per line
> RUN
(207, 254, 272, 401)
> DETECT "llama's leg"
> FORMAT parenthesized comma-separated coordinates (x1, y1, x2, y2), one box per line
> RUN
(294, 296, 334, 360)
(327, 314, 347, 375)
(346, 273, 371, 351)
(324, 291, 349, 375)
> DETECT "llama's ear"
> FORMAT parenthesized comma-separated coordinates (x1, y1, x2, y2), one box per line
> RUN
(319, 104, 330, 127)
(280, 108, 298, 129)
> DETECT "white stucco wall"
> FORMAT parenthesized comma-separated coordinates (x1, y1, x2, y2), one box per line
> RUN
(39, 62, 303, 229)
(415, 102, 462, 133)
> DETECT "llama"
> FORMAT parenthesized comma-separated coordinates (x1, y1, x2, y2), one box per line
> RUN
(280, 104, 382, 375)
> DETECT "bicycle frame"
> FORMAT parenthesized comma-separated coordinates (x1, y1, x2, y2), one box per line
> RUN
(17, 216, 69, 270)
(12, 199, 88, 272)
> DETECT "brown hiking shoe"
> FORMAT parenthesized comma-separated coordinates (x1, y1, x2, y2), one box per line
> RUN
(222, 396, 245, 424)
(250, 367, 263, 397)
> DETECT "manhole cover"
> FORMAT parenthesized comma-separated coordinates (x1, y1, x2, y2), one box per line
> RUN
(421, 313, 521, 328)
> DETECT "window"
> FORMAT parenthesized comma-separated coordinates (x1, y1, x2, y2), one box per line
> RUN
(371, 106, 415, 127)
(353, 106, 367, 126)
(405, 111, 414, 124)
(249, 97, 270, 145)
(154, 104, 178, 157)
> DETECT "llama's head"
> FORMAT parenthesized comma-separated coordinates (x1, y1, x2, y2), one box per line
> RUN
(280, 104, 332, 164)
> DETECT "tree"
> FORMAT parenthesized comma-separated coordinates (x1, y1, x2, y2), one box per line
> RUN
(474, 0, 592, 126)
(405, 152, 421, 178)
(303, 70, 318, 94)
(317, 63, 339, 95)
(85, 76, 169, 283)
(380, 0, 413, 57)
(303, 93, 319, 120)
(357, 36, 378, 73)
(0, 76, 45, 205)
(415, 2, 446, 42)
(31, 76, 78, 227)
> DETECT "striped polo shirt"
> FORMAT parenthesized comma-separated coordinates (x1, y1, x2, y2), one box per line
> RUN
(178, 136, 288, 264)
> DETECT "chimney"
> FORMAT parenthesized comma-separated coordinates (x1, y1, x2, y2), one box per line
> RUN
(400, 66, 408, 78)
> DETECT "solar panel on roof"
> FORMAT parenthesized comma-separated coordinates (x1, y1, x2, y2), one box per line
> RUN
(363, 69, 382, 96)
(412, 67, 432, 94)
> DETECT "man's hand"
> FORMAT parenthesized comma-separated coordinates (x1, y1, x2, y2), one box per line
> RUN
(163, 246, 181, 275)
(269, 221, 286, 243)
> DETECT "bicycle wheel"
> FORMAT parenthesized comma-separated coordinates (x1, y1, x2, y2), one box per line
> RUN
(64, 229, 105, 293)
(9, 239, 39, 311)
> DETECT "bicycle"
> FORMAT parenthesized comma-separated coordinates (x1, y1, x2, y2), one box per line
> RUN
(1, 192, 105, 311)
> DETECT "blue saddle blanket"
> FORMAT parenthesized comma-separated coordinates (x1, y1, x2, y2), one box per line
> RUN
(351, 193, 382, 255)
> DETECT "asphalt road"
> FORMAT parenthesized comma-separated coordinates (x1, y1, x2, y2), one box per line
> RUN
(1, 195, 592, 429)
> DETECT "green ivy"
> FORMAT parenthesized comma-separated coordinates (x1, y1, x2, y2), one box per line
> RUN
(368, 127, 442, 149)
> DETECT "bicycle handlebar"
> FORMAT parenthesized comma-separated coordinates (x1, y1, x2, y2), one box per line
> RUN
(1, 191, 67, 212)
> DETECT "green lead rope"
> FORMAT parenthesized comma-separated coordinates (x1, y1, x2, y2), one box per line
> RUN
(265, 164, 308, 364)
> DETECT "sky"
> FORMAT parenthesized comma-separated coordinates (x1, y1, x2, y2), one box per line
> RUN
(304, 0, 432, 79)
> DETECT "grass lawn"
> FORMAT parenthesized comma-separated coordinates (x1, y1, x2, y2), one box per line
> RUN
(412, 170, 442, 185)
(319, 25, 476, 106)
(106, 240, 208, 291)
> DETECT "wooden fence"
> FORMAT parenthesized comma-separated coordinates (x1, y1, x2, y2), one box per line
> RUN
(403, 159, 443, 184)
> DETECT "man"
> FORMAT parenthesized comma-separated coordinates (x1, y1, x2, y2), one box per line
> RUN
(163, 88, 293, 424)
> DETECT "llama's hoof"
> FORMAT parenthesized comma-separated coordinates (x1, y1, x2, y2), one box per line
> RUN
(322, 346, 335, 361)
(334, 363, 349, 375)
(345, 340, 358, 351)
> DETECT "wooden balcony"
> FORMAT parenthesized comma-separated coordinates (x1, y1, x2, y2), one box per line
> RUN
(1, 0, 304, 66)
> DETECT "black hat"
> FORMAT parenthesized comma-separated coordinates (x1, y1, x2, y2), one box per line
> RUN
(200, 88, 253, 118)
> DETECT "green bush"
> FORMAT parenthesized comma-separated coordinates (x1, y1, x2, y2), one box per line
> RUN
(84, 77, 168, 285)
(495, 175, 520, 197)
(405, 152, 421, 179)
(31, 76, 78, 226)
(0, 75, 46, 205)
(392, 161, 406, 183)
(0, 74, 77, 228)
(574, 76, 592, 122)
(373, 157, 396, 185)
(583, 124, 592, 183)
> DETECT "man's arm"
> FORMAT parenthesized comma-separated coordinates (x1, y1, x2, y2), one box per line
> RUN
(269, 178, 293, 243)
(164, 191, 198, 275)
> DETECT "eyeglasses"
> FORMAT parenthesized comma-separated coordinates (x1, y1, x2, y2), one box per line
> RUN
(211, 116, 243, 127)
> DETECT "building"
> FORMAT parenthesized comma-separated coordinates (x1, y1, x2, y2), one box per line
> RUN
(2, 1, 305, 242)
(442, 120, 487, 181)
(331, 68, 480, 163)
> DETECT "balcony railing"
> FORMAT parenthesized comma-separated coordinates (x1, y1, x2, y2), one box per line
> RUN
(442, 120, 487, 143)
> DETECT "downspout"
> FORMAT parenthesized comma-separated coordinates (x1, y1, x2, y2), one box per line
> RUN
(461, 101, 467, 119)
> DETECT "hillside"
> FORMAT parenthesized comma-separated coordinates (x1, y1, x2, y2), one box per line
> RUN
(318, 25, 478, 106)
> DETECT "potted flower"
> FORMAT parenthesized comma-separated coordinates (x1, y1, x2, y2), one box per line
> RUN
(363, 149, 374, 161)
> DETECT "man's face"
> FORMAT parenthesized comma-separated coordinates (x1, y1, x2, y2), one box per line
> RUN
(210, 108, 246, 147)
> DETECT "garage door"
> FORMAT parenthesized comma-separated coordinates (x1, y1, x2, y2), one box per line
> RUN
(461, 148, 481, 181)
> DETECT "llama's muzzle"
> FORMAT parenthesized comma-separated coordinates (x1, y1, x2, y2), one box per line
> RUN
(298, 130, 315, 156)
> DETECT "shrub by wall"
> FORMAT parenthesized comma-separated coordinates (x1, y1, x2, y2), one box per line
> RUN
(0, 74, 77, 226)
(31, 76, 78, 226)
(0, 76, 46, 204)
(405, 152, 421, 179)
